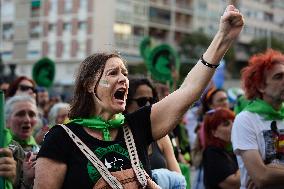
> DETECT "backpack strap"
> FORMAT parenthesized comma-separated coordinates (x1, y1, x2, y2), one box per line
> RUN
(123, 124, 147, 188)
(59, 124, 123, 189)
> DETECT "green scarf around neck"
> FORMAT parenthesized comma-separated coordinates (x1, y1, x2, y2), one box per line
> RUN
(6, 129, 37, 148)
(244, 98, 284, 120)
(69, 113, 125, 141)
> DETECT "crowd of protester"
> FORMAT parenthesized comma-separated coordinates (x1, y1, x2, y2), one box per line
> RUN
(1, 4, 284, 189)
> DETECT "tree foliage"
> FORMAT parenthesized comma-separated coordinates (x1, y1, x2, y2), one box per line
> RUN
(179, 31, 212, 63)
(248, 37, 284, 56)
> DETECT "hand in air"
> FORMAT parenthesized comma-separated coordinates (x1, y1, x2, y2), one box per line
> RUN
(219, 5, 244, 41)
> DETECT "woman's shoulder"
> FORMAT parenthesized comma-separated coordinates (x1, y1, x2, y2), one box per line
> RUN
(125, 105, 152, 122)
(204, 146, 226, 156)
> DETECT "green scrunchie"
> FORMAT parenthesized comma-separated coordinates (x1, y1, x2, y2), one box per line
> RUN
(244, 98, 284, 120)
(69, 113, 125, 141)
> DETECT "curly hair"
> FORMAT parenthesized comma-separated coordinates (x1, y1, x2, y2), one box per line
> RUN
(69, 52, 124, 119)
(241, 49, 284, 100)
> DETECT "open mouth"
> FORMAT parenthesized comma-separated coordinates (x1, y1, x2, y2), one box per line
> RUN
(22, 126, 31, 131)
(114, 89, 126, 101)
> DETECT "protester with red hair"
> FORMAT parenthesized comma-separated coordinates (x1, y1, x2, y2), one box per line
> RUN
(202, 108, 240, 189)
(232, 49, 284, 189)
(242, 49, 284, 100)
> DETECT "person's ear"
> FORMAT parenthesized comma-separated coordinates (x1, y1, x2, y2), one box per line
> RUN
(257, 83, 265, 94)
(212, 129, 219, 138)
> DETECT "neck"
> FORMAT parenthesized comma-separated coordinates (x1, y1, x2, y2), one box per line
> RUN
(262, 97, 282, 111)
(94, 107, 116, 120)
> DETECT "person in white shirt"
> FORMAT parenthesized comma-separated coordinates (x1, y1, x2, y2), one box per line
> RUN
(231, 49, 284, 189)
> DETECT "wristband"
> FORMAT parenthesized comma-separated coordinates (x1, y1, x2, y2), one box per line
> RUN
(200, 54, 219, 69)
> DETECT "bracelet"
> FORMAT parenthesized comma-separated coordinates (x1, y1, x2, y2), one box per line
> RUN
(200, 54, 219, 69)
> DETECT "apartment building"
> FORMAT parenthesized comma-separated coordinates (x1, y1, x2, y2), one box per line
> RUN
(1, 0, 284, 84)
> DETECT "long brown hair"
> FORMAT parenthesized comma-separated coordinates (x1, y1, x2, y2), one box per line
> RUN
(69, 52, 123, 119)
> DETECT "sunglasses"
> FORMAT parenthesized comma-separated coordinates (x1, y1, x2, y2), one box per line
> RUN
(18, 85, 36, 93)
(131, 97, 156, 107)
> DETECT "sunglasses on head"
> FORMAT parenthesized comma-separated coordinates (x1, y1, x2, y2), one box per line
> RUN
(131, 97, 156, 107)
(18, 85, 36, 93)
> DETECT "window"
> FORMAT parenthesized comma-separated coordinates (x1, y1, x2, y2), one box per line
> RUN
(133, 26, 144, 36)
(31, 0, 41, 17)
(50, 0, 57, 15)
(27, 50, 40, 59)
(114, 23, 132, 40)
(2, 51, 12, 60)
(134, 4, 146, 17)
(49, 23, 55, 32)
(149, 7, 171, 25)
(78, 21, 87, 31)
(63, 22, 72, 32)
(30, 22, 41, 38)
(1, 1, 14, 18)
(2, 23, 14, 40)
(78, 41, 86, 57)
(79, 0, 88, 10)
(64, 0, 72, 14)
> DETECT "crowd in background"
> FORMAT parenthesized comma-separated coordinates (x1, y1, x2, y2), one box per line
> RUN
(2, 48, 284, 189)
(0, 69, 242, 189)
(1, 5, 284, 189)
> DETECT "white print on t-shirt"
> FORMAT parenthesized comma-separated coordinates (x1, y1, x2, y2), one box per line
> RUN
(105, 157, 124, 170)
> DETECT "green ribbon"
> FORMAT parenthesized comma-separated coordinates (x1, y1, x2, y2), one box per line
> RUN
(244, 98, 284, 120)
(7, 129, 37, 149)
(69, 113, 125, 141)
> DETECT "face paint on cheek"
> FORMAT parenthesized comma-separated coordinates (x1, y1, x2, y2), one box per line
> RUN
(99, 79, 110, 88)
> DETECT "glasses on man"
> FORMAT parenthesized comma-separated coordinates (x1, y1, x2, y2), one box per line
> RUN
(18, 85, 36, 93)
(131, 97, 156, 107)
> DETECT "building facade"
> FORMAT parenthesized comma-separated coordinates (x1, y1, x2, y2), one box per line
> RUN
(1, 0, 284, 84)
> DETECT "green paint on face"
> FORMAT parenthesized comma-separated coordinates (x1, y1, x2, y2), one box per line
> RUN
(99, 79, 110, 88)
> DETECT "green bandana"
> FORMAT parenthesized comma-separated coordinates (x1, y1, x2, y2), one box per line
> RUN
(244, 98, 284, 120)
(4, 181, 13, 189)
(69, 113, 125, 141)
(7, 129, 37, 149)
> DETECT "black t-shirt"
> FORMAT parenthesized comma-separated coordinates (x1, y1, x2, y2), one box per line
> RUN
(37, 106, 153, 189)
(203, 146, 238, 189)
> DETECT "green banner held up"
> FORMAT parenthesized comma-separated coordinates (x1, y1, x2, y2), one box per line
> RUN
(0, 90, 5, 189)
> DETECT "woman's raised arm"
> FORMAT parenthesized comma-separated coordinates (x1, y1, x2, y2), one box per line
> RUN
(151, 5, 244, 140)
